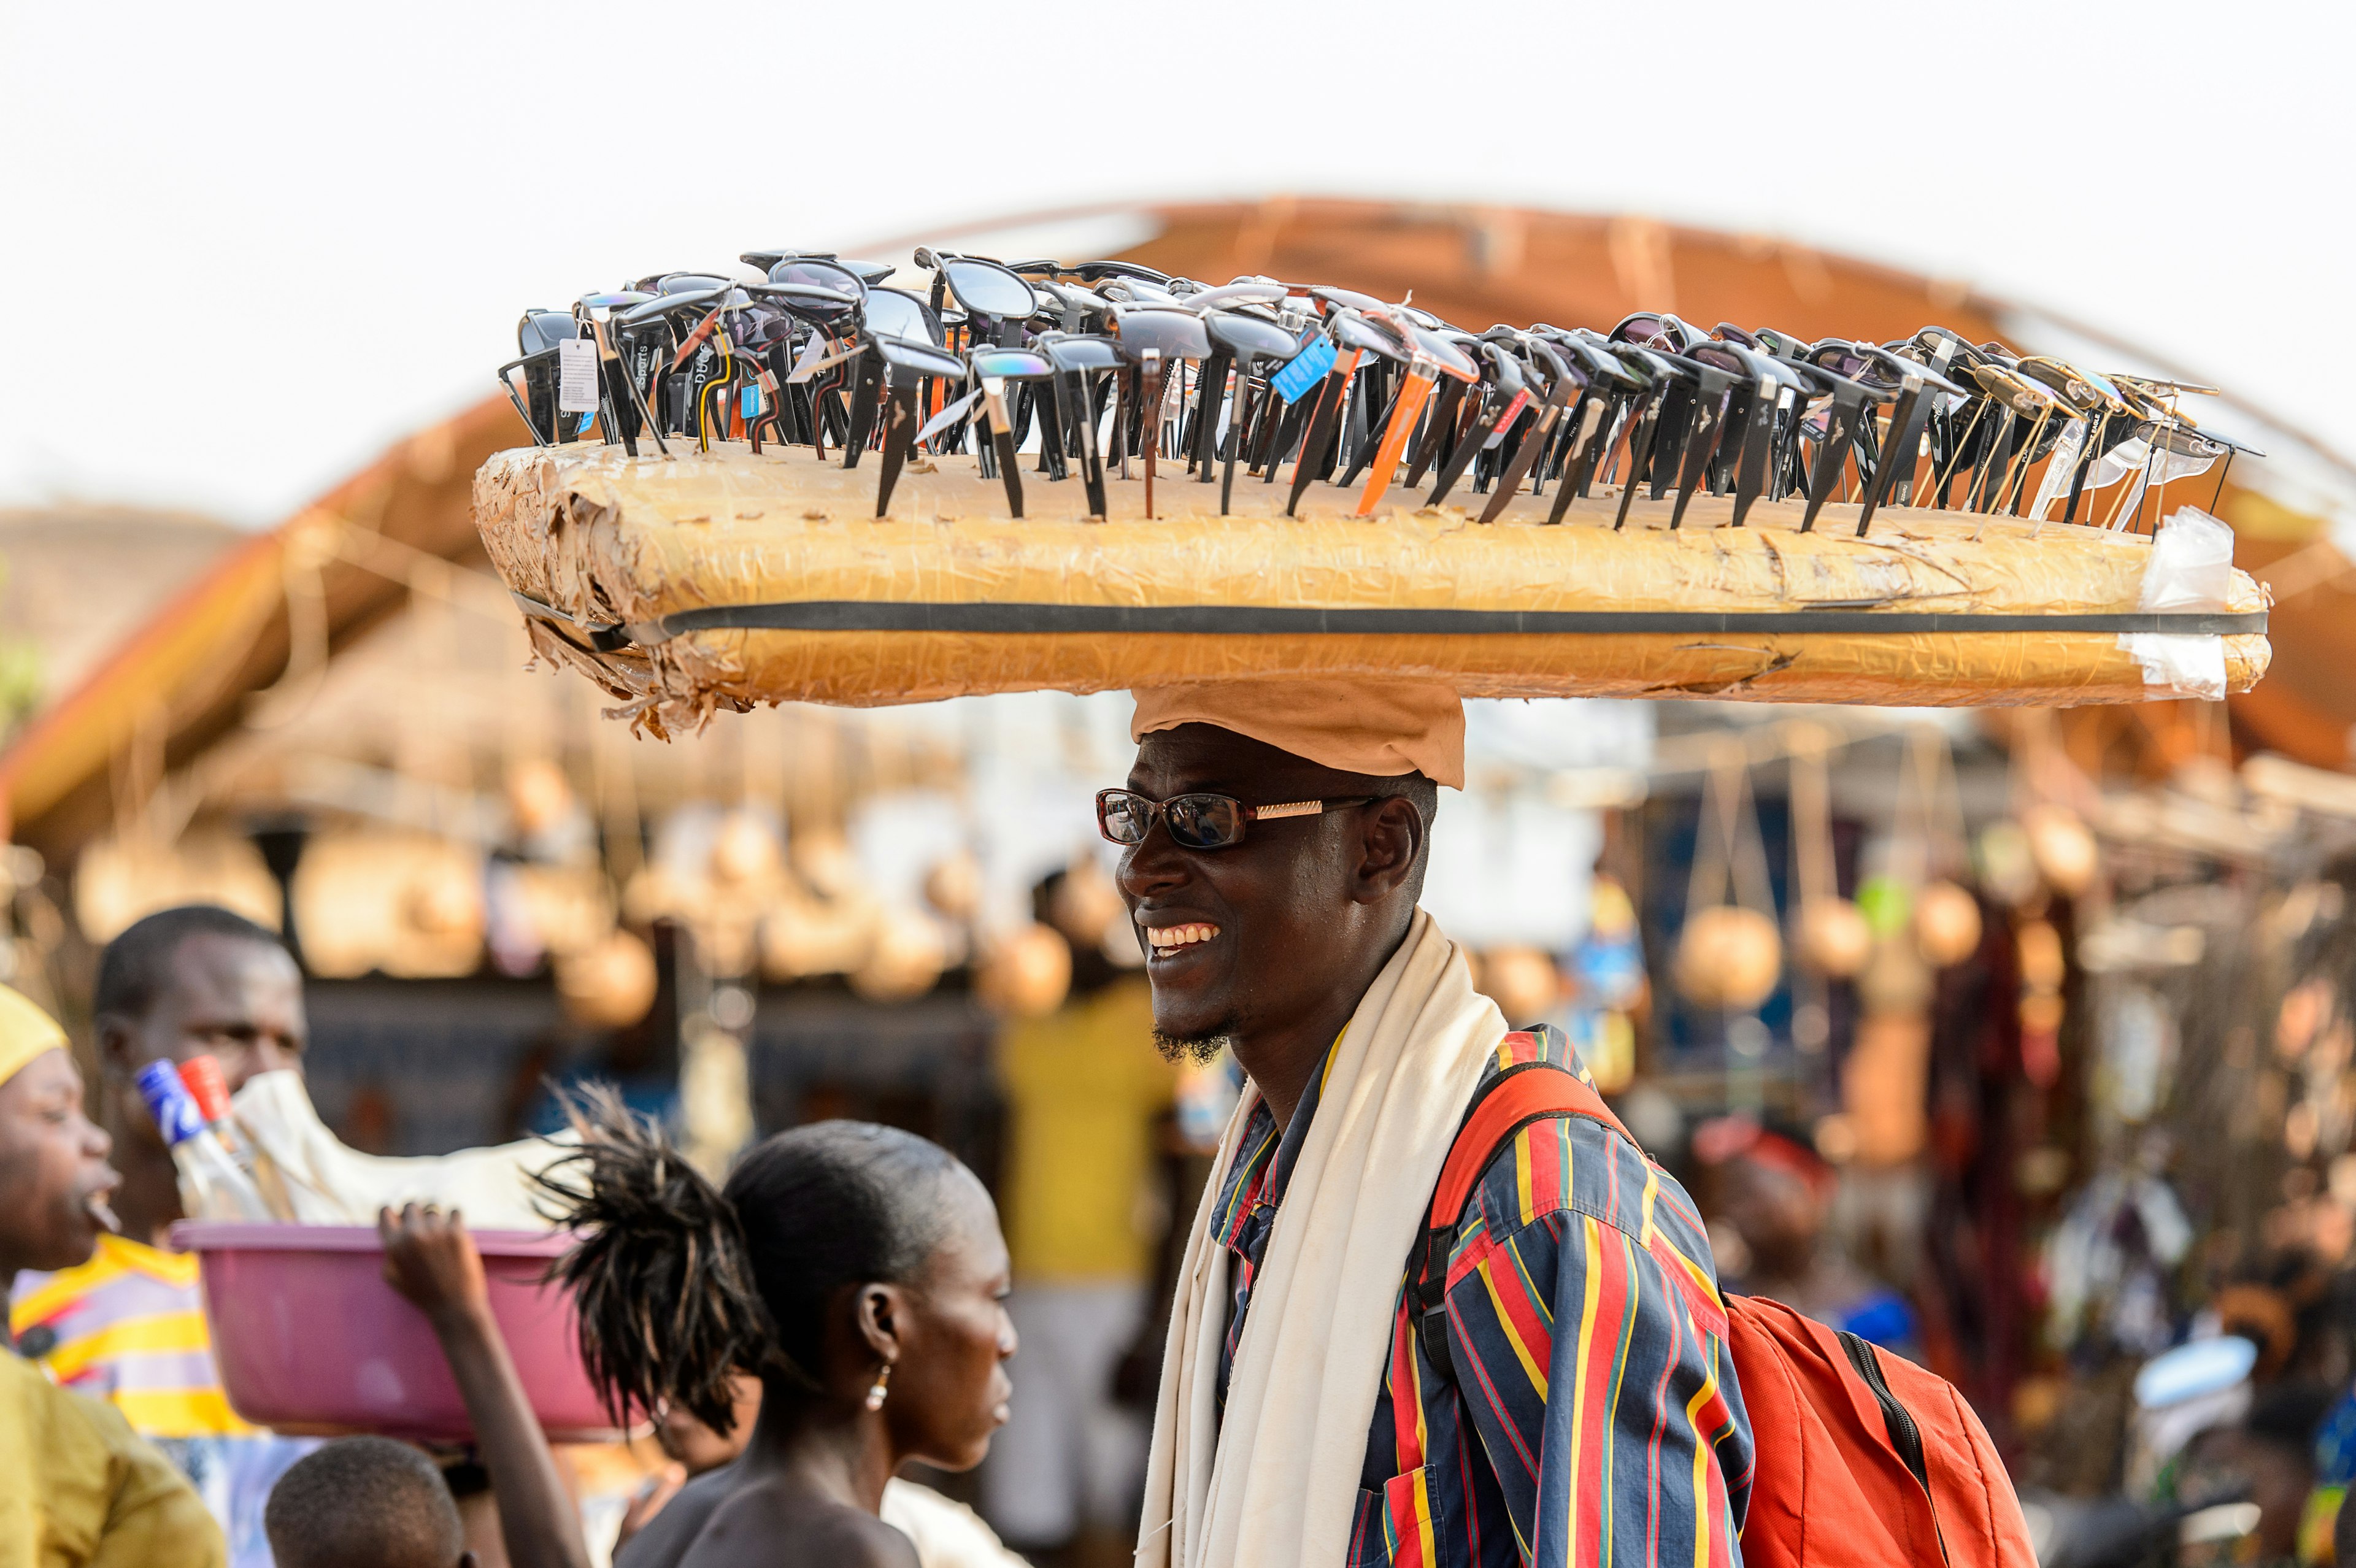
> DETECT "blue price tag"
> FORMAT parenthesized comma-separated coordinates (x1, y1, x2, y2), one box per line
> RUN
(1271, 337, 1337, 404)
(741, 383, 765, 419)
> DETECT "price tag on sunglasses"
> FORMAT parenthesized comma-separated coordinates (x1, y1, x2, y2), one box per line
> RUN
(1271, 337, 1337, 405)
(787, 336, 864, 385)
(915, 387, 981, 445)
(740, 383, 765, 420)
(557, 339, 601, 414)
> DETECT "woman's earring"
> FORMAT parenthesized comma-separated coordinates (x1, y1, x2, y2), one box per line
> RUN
(864, 1361, 893, 1412)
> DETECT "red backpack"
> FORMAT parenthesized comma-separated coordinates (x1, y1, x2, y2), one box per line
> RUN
(1412, 1059, 2038, 1568)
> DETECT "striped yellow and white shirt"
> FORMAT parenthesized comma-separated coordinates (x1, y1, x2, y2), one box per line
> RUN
(12, 1236, 315, 1568)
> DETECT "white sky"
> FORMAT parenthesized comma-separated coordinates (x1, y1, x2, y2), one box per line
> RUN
(3, 0, 2349, 528)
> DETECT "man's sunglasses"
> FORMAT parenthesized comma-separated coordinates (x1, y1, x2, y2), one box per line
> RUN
(1095, 789, 1376, 850)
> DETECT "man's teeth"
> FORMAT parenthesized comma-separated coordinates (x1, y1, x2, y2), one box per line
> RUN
(1147, 923, 1220, 951)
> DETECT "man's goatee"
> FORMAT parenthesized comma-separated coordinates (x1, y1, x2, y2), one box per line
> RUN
(1152, 1031, 1232, 1066)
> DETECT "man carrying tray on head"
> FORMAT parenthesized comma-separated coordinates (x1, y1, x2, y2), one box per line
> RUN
(1117, 679, 1752, 1568)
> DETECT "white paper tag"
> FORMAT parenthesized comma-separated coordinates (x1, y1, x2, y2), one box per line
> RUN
(787, 338, 864, 385)
(916, 388, 981, 444)
(557, 338, 600, 413)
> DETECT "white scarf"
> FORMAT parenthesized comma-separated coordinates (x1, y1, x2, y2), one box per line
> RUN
(1136, 909, 1506, 1568)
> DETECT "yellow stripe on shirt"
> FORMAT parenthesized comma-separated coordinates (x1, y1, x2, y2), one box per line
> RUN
(40, 1310, 216, 1383)
(10, 1253, 131, 1330)
(110, 1385, 256, 1439)
(12, 1236, 201, 1333)
(1476, 1253, 1550, 1399)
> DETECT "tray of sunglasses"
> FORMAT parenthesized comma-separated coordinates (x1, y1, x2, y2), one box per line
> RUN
(475, 442, 2267, 732)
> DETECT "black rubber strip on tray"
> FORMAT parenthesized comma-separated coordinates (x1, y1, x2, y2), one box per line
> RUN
(509, 593, 2266, 648)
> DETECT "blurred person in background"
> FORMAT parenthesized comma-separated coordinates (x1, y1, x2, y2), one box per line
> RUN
(0, 981, 223, 1566)
(2173, 1382, 2334, 1567)
(980, 872, 1173, 1566)
(10, 907, 317, 1566)
(610, 1374, 763, 1552)
(1692, 1112, 1922, 1358)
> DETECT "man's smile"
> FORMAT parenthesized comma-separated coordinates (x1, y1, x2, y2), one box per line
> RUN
(1140, 917, 1223, 962)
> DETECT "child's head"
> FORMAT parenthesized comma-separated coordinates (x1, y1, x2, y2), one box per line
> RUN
(264, 1437, 468, 1568)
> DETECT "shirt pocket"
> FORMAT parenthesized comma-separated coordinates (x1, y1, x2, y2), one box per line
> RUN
(1349, 1465, 1439, 1568)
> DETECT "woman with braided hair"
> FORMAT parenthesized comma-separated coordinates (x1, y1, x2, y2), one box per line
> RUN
(538, 1091, 1017, 1568)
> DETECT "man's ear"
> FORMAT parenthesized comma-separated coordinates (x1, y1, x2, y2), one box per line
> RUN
(93, 1017, 134, 1083)
(1351, 797, 1425, 905)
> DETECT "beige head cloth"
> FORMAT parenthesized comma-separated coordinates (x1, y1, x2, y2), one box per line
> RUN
(0, 984, 68, 1091)
(1130, 680, 1465, 790)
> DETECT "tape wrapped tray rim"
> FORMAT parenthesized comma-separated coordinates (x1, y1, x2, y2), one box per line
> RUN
(473, 444, 2271, 728)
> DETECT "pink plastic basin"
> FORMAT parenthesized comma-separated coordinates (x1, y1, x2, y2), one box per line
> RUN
(171, 1221, 622, 1443)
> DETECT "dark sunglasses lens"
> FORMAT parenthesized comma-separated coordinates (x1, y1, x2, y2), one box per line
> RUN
(878, 339, 963, 380)
(1206, 313, 1299, 362)
(1333, 313, 1399, 357)
(1164, 796, 1243, 850)
(769, 260, 863, 315)
(520, 311, 577, 355)
(864, 290, 936, 345)
(1047, 339, 1122, 372)
(945, 261, 1038, 320)
(1414, 328, 1479, 380)
(1118, 310, 1211, 359)
(1098, 793, 1153, 845)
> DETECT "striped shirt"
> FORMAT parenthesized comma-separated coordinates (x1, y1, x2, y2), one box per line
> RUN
(1212, 1026, 1754, 1568)
(12, 1235, 317, 1568)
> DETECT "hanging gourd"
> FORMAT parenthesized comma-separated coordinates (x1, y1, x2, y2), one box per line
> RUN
(2023, 803, 2100, 898)
(1048, 854, 1126, 949)
(1674, 744, 1782, 1013)
(555, 928, 659, 1029)
(1788, 729, 1871, 978)
(922, 850, 984, 922)
(1474, 945, 1564, 1028)
(976, 923, 1074, 1020)
(1889, 726, 1983, 969)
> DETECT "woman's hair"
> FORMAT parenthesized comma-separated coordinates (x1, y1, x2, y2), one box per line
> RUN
(536, 1085, 965, 1435)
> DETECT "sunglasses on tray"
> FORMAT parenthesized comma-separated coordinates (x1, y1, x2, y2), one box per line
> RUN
(512, 245, 2237, 539)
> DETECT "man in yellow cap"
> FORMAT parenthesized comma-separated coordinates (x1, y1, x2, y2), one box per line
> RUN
(0, 982, 223, 1566)
(1118, 680, 1750, 1568)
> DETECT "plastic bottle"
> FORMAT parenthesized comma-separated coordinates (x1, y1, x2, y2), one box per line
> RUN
(175, 1056, 255, 1174)
(135, 1061, 277, 1223)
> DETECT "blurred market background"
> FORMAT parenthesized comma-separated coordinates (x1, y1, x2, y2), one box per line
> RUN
(9, 4, 2356, 1563)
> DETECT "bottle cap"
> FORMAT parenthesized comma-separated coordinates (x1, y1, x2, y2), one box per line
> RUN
(177, 1056, 233, 1124)
(134, 1061, 203, 1147)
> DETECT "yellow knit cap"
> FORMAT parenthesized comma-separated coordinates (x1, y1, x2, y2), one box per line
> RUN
(0, 985, 68, 1090)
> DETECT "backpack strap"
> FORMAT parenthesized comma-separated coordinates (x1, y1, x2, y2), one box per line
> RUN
(1407, 1055, 1636, 1381)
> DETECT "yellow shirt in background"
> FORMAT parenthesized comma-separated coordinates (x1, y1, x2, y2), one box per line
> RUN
(998, 978, 1175, 1284)
(12, 1236, 315, 1568)
(0, 1350, 225, 1567)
